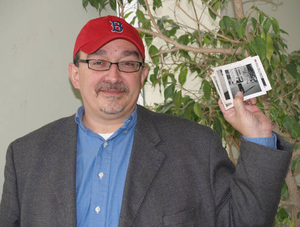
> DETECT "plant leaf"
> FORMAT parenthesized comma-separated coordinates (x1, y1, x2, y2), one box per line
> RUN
(220, 16, 231, 32)
(259, 13, 264, 24)
(153, 0, 162, 10)
(194, 102, 202, 118)
(164, 84, 175, 101)
(208, 0, 221, 20)
(202, 80, 211, 100)
(179, 66, 188, 85)
(252, 37, 266, 62)
(261, 32, 274, 61)
(234, 18, 246, 39)
(175, 90, 182, 114)
(263, 17, 272, 33)
(83, 0, 89, 9)
(251, 17, 257, 30)
(89, 0, 99, 9)
(286, 62, 298, 79)
(282, 115, 300, 137)
(213, 117, 223, 137)
(136, 9, 146, 24)
(149, 45, 160, 65)
(272, 17, 280, 35)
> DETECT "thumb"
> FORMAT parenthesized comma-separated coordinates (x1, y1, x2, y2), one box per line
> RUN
(233, 92, 245, 115)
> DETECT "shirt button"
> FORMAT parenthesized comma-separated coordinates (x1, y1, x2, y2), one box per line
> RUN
(95, 206, 101, 213)
(103, 141, 108, 147)
(98, 172, 104, 179)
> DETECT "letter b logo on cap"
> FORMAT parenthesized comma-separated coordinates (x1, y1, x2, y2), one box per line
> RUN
(110, 21, 124, 33)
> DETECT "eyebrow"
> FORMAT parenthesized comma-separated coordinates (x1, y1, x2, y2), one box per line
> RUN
(122, 50, 140, 59)
(88, 49, 106, 57)
(88, 49, 141, 60)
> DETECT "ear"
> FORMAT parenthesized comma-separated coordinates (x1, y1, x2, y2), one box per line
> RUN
(68, 63, 80, 89)
(140, 65, 148, 87)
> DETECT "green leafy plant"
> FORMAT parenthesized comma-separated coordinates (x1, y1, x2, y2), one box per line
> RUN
(83, 0, 300, 225)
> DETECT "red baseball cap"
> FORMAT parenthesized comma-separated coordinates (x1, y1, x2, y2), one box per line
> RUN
(73, 15, 145, 59)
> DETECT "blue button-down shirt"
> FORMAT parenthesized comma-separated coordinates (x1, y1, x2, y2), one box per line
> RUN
(75, 106, 137, 227)
(75, 105, 276, 227)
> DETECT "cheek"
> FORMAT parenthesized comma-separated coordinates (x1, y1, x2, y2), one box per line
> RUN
(79, 73, 100, 88)
(77, 79, 98, 98)
(127, 78, 143, 93)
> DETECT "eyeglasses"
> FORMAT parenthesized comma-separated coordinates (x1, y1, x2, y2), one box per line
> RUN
(77, 59, 143, 73)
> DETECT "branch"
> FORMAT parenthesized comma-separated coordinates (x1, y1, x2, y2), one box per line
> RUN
(226, 137, 237, 165)
(190, 0, 203, 47)
(144, 0, 163, 36)
(285, 166, 300, 226)
(200, 0, 222, 20)
(234, 0, 245, 20)
(274, 84, 300, 102)
(280, 200, 293, 206)
(117, 0, 124, 17)
(175, 3, 240, 44)
(292, 150, 300, 160)
(138, 27, 240, 55)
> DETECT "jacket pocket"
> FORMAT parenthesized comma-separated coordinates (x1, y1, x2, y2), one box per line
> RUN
(163, 207, 198, 226)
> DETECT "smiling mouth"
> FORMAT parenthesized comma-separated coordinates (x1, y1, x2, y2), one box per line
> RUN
(101, 89, 124, 95)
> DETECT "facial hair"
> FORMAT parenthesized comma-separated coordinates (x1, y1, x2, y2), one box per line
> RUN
(95, 81, 130, 115)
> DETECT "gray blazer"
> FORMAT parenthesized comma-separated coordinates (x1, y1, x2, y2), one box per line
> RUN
(0, 105, 293, 227)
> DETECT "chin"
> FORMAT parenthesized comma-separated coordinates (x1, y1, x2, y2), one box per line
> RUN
(99, 103, 125, 115)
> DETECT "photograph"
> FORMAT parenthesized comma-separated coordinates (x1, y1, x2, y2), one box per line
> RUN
(224, 62, 266, 99)
(211, 56, 271, 109)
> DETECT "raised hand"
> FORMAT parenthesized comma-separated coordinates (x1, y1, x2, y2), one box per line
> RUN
(219, 91, 273, 138)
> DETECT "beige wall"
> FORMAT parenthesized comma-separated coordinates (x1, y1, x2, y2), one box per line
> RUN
(0, 0, 113, 196)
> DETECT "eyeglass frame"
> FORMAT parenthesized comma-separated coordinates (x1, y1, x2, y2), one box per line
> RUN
(76, 59, 144, 73)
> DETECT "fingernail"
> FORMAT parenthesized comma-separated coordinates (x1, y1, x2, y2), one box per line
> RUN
(236, 91, 242, 97)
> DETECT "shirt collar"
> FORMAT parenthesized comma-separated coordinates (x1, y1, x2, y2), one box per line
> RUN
(75, 105, 137, 135)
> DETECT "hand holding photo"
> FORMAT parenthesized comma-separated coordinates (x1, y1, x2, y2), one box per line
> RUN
(211, 56, 271, 110)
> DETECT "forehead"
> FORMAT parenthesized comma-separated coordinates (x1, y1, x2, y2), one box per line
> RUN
(85, 39, 142, 59)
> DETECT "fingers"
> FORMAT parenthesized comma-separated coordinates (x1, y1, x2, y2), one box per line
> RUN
(245, 97, 257, 105)
(218, 98, 225, 113)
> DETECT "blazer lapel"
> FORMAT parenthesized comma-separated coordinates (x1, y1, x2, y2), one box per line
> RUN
(119, 106, 166, 227)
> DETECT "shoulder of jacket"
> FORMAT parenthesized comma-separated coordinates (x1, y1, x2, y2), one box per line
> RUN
(136, 105, 216, 136)
(11, 115, 76, 145)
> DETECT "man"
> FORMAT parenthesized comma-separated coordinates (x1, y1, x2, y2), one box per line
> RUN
(0, 15, 293, 227)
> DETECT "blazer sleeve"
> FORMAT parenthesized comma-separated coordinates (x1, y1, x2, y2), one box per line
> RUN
(211, 133, 293, 227)
(0, 144, 20, 227)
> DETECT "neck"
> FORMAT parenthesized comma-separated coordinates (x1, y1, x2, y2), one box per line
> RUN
(82, 114, 124, 134)
(82, 107, 136, 134)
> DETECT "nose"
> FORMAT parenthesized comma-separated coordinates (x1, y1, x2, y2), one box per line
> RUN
(106, 63, 121, 83)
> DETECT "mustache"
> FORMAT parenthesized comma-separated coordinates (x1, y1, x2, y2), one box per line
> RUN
(95, 81, 129, 94)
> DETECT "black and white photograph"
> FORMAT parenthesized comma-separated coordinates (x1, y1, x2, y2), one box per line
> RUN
(223, 62, 266, 99)
(211, 56, 271, 110)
